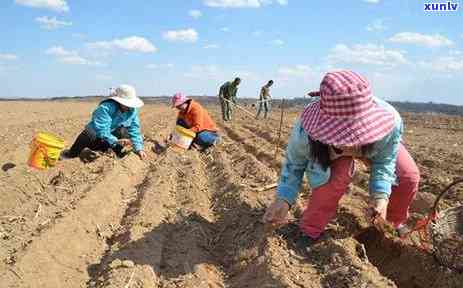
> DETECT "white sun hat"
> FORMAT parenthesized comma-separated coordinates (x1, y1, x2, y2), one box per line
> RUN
(109, 84, 144, 108)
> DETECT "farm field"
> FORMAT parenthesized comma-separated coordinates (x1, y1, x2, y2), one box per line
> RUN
(0, 100, 462, 288)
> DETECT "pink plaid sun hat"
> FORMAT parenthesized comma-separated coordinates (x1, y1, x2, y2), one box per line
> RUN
(301, 70, 395, 146)
(171, 92, 188, 108)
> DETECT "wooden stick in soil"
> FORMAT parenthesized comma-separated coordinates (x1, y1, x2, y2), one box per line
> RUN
(255, 183, 278, 192)
(34, 203, 42, 219)
(219, 96, 257, 118)
(274, 98, 286, 159)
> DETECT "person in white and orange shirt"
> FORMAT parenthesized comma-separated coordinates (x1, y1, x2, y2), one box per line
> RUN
(171, 93, 220, 150)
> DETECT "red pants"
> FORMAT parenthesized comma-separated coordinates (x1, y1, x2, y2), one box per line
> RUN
(300, 143, 420, 239)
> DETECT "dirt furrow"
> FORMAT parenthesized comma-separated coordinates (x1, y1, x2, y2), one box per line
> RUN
(1, 155, 148, 288)
(86, 150, 226, 288)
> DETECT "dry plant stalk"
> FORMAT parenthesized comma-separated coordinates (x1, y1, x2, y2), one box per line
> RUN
(34, 204, 42, 219)
(124, 269, 135, 288)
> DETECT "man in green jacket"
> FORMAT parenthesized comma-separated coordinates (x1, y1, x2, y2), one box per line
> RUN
(218, 77, 241, 121)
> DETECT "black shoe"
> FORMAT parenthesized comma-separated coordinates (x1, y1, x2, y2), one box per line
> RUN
(275, 223, 319, 257)
(275, 222, 302, 240)
(294, 234, 319, 256)
(59, 149, 73, 160)
(79, 148, 99, 163)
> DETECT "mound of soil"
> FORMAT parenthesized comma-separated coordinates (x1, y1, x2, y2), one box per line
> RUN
(1, 101, 462, 287)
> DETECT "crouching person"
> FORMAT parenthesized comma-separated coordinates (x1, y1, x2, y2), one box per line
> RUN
(172, 93, 220, 151)
(64, 84, 147, 160)
(263, 70, 419, 255)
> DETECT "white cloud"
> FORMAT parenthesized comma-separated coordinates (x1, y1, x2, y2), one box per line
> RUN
(189, 9, 203, 19)
(35, 16, 71, 30)
(204, 44, 220, 49)
(366, 19, 387, 32)
(203, 0, 287, 8)
(45, 46, 71, 57)
(0, 53, 18, 61)
(271, 39, 285, 46)
(15, 0, 69, 12)
(328, 43, 407, 67)
(389, 32, 453, 48)
(146, 63, 174, 69)
(419, 55, 463, 73)
(87, 36, 157, 53)
(46, 46, 102, 65)
(163, 29, 199, 43)
(221, 27, 231, 32)
(184, 65, 221, 79)
(364, 0, 380, 3)
(278, 65, 313, 77)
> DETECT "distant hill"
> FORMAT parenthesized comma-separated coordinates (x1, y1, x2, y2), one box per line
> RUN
(1, 95, 462, 116)
(388, 101, 463, 116)
(185, 96, 463, 116)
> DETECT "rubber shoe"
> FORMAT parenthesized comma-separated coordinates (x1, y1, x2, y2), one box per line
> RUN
(79, 148, 99, 163)
(275, 222, 301, 240)
(59, 149, 72, 160)
(294, 234, 319, 256)
(213, 137, 222, 146)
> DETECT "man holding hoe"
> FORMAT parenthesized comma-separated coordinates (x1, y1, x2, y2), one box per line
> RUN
(218, 77, 241, 122)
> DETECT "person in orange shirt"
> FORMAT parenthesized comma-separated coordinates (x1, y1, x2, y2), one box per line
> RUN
(172, 93, 220, 150)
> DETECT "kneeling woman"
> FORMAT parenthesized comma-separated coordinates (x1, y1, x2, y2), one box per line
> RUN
(172, 93, 219, 150)
(66, 85, 146, 160)
(264, 70, 420, 252)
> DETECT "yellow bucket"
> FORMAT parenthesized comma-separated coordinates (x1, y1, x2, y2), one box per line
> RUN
(28, 132, 65, 170)
(171, 126, 196, 150)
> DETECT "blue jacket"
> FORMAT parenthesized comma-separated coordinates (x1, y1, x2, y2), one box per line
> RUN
(86, 100, 144, 152)
(277, 98, 403, 205)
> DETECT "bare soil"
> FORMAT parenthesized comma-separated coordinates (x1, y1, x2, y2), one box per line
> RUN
(0, 101, 462, 287)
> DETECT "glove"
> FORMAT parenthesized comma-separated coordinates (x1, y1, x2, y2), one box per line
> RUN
(112, 143, 126, 158)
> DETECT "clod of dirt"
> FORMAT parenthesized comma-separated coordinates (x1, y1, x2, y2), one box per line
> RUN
(410, 192, 436, 213)
(109, 259, 122, 269)
(49, 171, 65, 186)
(152, 140, 168, 155)
(356, 226, 463, 288)
(121, 260, 135, 268)
(309, 237, 396, 287)
(1, 162, 16, 172)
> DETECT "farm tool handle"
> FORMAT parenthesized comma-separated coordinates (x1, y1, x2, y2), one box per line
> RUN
(431, 178, 463, 214)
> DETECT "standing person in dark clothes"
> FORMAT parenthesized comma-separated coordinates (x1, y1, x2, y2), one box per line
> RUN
(218, 77, 241, 121)
(63, 84, 147, 160)
(256, 80, 274, 119)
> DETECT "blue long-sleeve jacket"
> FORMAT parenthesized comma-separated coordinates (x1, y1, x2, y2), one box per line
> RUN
(277, 98, 403, 205)
(86, 100, 144, 152)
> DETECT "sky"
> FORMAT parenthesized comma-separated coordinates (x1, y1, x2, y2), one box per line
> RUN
(0, 0, 462, 104)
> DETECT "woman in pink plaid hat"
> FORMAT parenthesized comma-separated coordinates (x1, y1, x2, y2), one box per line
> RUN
(264, 70, 420, 254)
